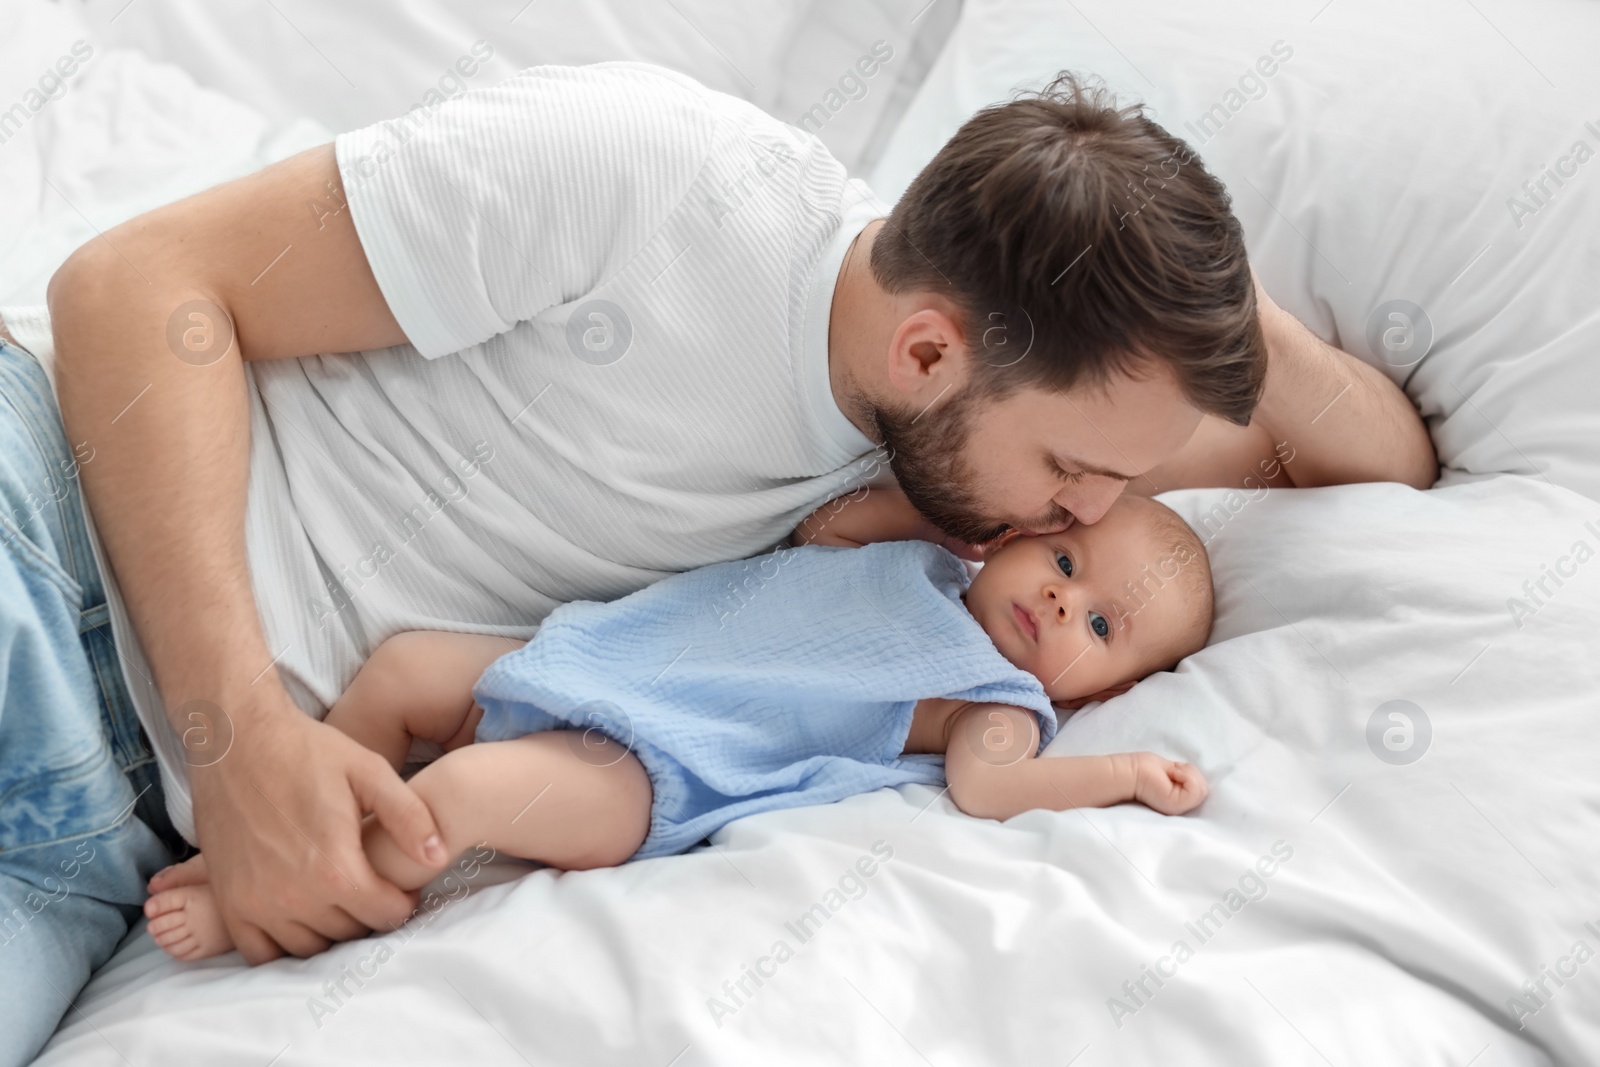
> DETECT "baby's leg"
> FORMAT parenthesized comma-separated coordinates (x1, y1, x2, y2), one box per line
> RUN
(362, 731, 654, 891)
(146, 630, 522, 959)
(146, 733, 651, 959)
(151, 630, 511, 898)
(326, 630, 522, 771)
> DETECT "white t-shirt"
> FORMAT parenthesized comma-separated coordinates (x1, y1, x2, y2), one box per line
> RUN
(14, 62, 895, 844)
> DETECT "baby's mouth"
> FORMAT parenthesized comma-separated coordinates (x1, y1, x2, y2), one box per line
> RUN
(1012, 601, 1039, 642)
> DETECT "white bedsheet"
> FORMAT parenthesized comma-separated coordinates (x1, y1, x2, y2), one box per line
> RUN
(9, 0, 1598, 1063)
(36, 474, 1600, 1065)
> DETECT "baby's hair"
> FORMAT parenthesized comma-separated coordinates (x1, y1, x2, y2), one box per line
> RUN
(1126, 495, 1215, 668)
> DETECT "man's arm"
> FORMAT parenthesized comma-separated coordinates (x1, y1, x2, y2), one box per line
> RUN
(1136, 274, 1439, 495)
(48, 142, 444, 964)
(790, 484, 994, 560)
(790, 485, 918, 548)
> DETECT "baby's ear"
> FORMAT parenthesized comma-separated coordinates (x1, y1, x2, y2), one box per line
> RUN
(1056, 679, 1137, 711)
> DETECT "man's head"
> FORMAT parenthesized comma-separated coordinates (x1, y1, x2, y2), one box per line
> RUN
(962, 494, 1214, 707)
(852, 71, 1266, 544)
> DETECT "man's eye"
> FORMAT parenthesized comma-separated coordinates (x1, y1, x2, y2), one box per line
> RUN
(1089, 612, 1110, 638)
(1053, 461, 1086, 484)
(1056, 552, 1074, 577)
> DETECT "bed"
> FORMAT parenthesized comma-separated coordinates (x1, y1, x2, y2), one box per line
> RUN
(10, 0, 1600, 1063)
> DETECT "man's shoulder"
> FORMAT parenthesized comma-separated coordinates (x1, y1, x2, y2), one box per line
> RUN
(501, 60, 762, 127)
(475, 61, 717, 134)
(575, 61, 842, 166)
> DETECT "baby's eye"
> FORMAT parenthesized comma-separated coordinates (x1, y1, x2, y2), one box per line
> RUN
(1056, 552, 1074, 577)
(1089, 611, 1110, 639)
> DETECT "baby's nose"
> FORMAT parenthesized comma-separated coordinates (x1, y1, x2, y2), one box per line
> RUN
(1044, 584, 1075, 621)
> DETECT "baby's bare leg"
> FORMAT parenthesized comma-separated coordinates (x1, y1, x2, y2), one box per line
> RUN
(361, 732, 654, 891)
(328, 630, 522, 770)
(148, 733, 651, 959)
(150, 630, 515, 897)
(146, 630, 526, 960)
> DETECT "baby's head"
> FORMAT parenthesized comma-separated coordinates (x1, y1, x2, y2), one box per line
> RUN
(962, 495, 1213, 709)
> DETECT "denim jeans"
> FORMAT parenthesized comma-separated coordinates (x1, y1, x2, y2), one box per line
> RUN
(0, 337, 187, 1066)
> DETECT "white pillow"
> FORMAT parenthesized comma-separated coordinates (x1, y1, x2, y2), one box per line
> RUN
(84, 0, 814, 132)
(868, 0, 1600, 505)
(770, 0, 965, 175)
(0, 24, 329, 306)
(83, 0, 960, 177)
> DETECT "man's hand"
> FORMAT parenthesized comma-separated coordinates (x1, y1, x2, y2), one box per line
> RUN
(916, 520, 1015, 562)
(790, 484, 1008, 561)
(187, 694, 448, 962)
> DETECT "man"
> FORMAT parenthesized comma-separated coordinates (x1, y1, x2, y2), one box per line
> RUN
(0, 64, 1433, 1062)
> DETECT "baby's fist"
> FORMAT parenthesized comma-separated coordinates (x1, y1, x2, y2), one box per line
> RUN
(1132, 753, 1208, 815)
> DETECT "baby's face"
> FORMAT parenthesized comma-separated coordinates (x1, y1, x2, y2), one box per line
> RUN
(962, 496, 1205, 706)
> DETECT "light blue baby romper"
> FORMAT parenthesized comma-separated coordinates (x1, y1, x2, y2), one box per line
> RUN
(472, 540, 1060, 861)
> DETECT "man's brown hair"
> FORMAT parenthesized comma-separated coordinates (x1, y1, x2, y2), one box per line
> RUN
(869, 71, 1266, 425)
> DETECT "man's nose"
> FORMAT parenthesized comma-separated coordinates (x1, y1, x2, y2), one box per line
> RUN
(1055, 478, 1127, 526)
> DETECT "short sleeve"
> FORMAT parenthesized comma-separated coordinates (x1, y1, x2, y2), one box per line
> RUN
(334, 63, 718, 359)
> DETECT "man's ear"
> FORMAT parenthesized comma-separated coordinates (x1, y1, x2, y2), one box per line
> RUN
(884, 302, 969, 395)
(1055, 679, 1137, 711)
(991, 528, 1025, 550)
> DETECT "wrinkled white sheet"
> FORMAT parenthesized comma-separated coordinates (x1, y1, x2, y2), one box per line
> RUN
(37, 475, 1600, 1065)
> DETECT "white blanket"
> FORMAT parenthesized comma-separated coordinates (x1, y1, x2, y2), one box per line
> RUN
(37, 474, 1600, 1065)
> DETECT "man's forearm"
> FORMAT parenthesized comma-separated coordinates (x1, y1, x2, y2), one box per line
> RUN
(1257, 304, 1438, 490)
(49, 255, 286, 733)
(791, 485, 921, 548)
(47, 147, 444, 960)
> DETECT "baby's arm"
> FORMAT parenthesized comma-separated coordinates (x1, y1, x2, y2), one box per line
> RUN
(943, 703, 1207, 819)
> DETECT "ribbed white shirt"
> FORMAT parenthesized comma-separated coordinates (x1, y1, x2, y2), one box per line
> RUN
(5, 61, 890, 842)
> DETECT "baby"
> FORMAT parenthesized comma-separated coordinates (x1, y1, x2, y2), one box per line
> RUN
(143, 490, 1212, 961)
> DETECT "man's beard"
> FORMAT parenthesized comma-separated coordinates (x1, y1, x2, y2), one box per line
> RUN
(871, 384, 1020, 547)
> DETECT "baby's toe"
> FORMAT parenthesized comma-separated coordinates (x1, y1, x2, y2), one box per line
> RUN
(148, 915, 188, 946)
(146, 853, 209, 893)
(143, 883, 233, 960)
(167, 934, 204, 961)
(144, 888, 187, 920)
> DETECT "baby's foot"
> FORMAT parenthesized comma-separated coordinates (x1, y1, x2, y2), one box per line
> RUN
(147, 851, 210, 895)
(144, 881, 236, 961)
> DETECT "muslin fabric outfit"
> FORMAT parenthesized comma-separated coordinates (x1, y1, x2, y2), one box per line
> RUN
(473, 540, 1060, 860)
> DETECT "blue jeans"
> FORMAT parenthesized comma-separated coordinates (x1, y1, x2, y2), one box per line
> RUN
(0, 338, 187, 1067)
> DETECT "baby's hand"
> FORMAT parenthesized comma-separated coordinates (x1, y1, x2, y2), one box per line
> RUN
(1130, 753, 1208, 815)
